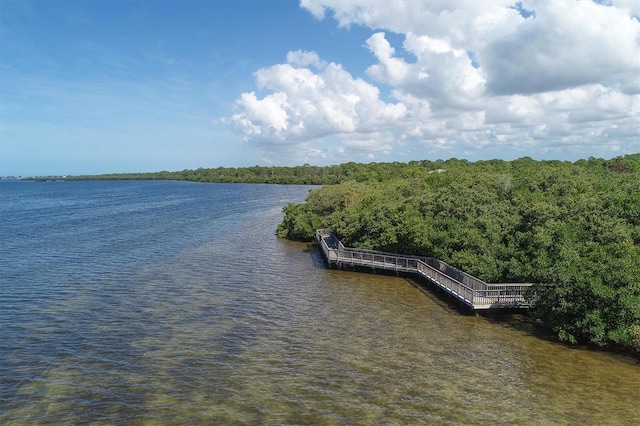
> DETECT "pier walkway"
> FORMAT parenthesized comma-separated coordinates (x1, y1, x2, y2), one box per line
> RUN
(316, 229, 534, 311)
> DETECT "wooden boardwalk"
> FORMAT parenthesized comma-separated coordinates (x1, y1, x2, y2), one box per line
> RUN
(316, 229, 534, 311)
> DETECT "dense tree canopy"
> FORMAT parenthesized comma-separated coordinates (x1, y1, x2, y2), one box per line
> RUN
(63, 161, 435, 184)
(277, 155, 640, 356)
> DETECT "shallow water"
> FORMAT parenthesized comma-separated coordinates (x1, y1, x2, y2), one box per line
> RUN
(1, 181, 638, 424)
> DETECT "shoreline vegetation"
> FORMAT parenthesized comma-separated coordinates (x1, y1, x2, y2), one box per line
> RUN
(28, 154, 640, 357)
(277, 154, 640, 358)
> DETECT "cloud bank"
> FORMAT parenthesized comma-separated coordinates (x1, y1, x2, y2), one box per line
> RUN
(227, 0, 640, 164)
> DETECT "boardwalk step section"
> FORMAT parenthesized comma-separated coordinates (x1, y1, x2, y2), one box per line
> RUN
(316, 229, 533, 311)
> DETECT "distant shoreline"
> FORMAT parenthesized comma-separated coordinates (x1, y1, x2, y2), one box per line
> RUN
(15, 153, 640, 185)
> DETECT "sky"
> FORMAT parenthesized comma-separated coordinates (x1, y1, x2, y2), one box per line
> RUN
(1, 0, 639, 176)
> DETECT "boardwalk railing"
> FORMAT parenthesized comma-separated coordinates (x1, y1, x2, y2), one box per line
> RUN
(316, 229, 534, 310)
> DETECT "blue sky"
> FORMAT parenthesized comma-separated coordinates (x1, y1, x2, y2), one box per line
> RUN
(1, 0, 639, 176)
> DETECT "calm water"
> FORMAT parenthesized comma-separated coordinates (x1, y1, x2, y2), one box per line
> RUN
(1, 180, 638, 425)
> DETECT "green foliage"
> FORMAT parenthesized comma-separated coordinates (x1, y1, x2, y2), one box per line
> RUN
(276, 203, 319, 240)
(63, 162, 427, 184)
(276, 181, 370, 240)
(280, 154, 640, 355)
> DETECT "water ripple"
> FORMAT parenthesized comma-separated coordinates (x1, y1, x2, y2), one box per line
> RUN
(1, 181, 639, 424)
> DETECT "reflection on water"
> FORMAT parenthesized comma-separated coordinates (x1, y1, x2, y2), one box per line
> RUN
(1, 181, 638, 424)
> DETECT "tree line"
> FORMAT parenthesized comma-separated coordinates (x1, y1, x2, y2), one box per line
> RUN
(63, 161, 441, 184)
(277, 154, 640, 356)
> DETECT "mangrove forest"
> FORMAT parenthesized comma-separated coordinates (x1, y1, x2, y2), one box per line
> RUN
(277, 155, 640, 356)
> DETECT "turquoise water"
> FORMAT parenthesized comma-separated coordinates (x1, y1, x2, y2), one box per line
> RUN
(1, 180, 639, 424)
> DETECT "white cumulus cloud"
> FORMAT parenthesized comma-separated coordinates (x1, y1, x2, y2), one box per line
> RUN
(226, 0, 640, 163)
(226, 51, 407, 163)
